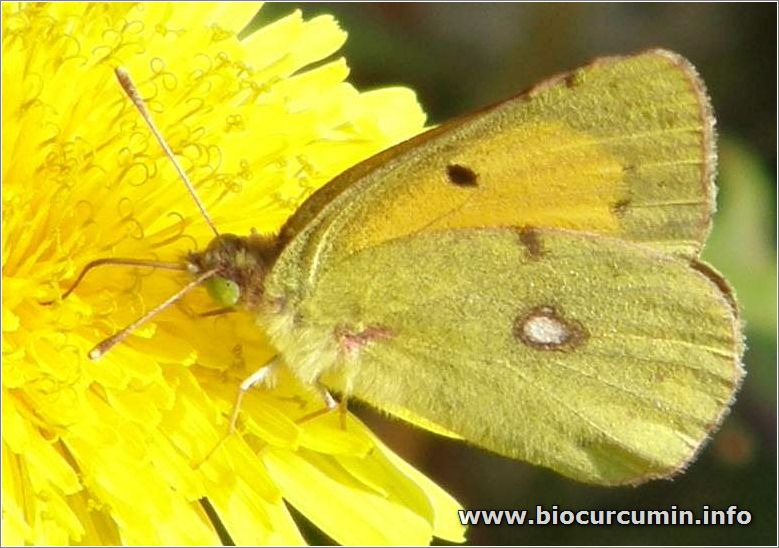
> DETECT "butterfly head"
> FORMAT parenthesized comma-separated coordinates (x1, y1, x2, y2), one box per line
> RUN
(187, 233, 280, 311)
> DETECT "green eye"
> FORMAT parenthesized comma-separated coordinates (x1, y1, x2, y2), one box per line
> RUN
(205, 276, 240, 307)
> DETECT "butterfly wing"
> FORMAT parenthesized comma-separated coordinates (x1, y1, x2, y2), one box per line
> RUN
(277, 48, 715, 299)
(259, 49, 738, 485)
(266, 228, 742, 485)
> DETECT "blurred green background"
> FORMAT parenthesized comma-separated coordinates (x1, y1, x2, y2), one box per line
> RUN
(249, 3, 777, 545)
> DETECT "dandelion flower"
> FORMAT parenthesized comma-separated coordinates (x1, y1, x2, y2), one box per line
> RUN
(2, 3, 465, 544)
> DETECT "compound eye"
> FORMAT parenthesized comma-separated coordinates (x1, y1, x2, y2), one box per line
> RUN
(205, 276, 240, 307)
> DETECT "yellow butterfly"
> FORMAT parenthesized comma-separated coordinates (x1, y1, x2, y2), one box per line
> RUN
(97, 49, 744, 486)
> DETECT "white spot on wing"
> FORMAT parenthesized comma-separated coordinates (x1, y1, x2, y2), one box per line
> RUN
(514, 305, 588, 351)
(523, 312, 571, 345)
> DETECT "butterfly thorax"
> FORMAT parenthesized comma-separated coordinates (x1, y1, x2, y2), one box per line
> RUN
(187, 233, 281, 311)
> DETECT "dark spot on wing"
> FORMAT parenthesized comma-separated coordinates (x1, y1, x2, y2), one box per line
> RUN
(612, 199, 631, 217)
(446, 164, 478, 187)
(517, 227, 544, 259)
(565, 70, 586, 88)
(689, 260, 740, 318)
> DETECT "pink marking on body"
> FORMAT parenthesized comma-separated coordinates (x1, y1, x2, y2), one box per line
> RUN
(334, 325, 394, 357)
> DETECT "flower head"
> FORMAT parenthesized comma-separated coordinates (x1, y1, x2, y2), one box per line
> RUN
(2, 3, 464, 544)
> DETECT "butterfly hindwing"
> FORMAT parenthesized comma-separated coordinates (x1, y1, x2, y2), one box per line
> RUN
(276, 228, 741, 485)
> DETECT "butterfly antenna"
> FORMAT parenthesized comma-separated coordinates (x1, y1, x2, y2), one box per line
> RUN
(115, 67, 220, 238)
(88, 267, 219, 360)
(40, 258, 186, 305)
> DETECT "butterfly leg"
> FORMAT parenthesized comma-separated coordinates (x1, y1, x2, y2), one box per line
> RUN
(198, 306, 236, 318)
(194, 358, 280, 468)
(294, 381, 339, 425)
(338, 397, 349, 430)
(228, 357, 279, 433)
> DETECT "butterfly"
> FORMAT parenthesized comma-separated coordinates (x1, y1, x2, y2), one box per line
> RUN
(84, 49, 743, 486)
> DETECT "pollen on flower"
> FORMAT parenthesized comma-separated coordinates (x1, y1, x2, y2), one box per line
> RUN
(3, 2, 463, 546)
